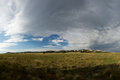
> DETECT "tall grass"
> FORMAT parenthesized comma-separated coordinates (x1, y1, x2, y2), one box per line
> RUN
(0, 52, 120, 80)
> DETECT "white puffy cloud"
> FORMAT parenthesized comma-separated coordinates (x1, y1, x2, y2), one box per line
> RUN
(0, 43, 16, 49)
(62, 28, 99, 49)
(0, 0, 12, 32)
(32, 38, 43, 41)
(52, 39, 64, 46)
(4, 35, 28, 43)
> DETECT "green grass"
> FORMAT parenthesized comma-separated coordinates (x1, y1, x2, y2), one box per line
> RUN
(0, 52, 120, 80)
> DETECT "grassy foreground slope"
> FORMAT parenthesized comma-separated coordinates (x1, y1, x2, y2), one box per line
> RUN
(0, 52, 120, 80)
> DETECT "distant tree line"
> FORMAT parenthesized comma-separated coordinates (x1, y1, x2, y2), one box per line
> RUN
(6, 49, 108, 54)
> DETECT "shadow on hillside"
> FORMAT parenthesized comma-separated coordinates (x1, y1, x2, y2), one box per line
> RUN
(0, 62, 120, 80)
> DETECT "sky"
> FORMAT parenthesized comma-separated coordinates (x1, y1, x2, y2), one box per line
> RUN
(0, 0, 120, 52)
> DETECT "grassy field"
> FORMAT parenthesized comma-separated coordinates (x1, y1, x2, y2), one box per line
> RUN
(0, 52, 120, 80)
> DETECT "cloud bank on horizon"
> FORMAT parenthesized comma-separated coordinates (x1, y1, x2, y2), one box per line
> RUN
(0, 0, 120, 52)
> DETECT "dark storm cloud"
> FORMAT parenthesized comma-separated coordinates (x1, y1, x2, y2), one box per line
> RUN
(6, 0, 120, 51)
(21, 0, 86, 34)
(90, 40, 120, 52)
(20, 0, 118, 34)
